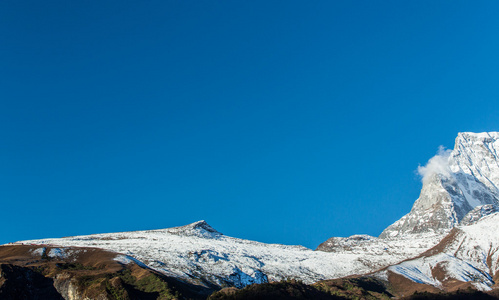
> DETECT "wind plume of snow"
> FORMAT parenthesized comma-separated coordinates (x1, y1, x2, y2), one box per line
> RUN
(417, 146, 452, 184)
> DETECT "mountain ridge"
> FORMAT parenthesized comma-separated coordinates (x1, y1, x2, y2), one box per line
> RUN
(5, 131, 499, 298)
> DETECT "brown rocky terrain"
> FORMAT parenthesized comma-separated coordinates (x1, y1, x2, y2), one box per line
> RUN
(0, 245, 211, 300)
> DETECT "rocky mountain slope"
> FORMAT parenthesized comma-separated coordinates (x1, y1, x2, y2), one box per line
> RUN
(5, 131, 499, 299)
(0, 244, 210, 300)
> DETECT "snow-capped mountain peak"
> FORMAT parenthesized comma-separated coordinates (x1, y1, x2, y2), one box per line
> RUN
(166, 220, 222, 239)
(380, 132, 499, 238)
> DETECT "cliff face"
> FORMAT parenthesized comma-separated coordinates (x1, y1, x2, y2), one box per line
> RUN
(380, 132, 499, 238)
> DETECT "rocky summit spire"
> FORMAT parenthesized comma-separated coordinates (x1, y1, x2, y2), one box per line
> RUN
(380, 132, 499, 238)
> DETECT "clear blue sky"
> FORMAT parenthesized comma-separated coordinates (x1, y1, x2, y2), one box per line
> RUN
(2, 1, 499, 248)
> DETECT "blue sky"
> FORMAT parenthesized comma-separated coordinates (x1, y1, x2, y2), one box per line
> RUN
(2, 1, 499, 248)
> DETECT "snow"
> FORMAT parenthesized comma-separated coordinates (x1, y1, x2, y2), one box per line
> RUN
(30, 247, 45, 256)
(384, 212, 499, 291)
(388, 253, 494, 290)
(48, 248, 69, 259)
(14, 222, 443, 288)
(381, 131, 499, 238)
(114, 254, 148, 268)
(389, 257, 442, 287)
(376, 133, 499, 291)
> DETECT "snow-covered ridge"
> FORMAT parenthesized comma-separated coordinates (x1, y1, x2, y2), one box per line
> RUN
(14, 220, 442, 289)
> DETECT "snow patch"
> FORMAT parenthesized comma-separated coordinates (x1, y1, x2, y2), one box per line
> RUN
(30, 247, 46, 256)
(114, 255, 148, 268)
(48, 248, 69, 259)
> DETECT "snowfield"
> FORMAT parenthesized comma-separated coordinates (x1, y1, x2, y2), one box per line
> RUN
(15, 220, 443, 288)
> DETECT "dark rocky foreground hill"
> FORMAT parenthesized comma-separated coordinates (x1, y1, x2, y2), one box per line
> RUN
(0, 245, 211, 300)
(207, 277, 499, 300)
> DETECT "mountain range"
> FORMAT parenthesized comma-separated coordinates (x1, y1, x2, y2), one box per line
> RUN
(3, 131, 499, 299)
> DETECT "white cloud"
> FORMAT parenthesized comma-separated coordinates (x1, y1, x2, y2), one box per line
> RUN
(417, 146, 452, 183)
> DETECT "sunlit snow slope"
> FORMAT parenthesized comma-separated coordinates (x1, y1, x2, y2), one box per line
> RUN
(380, 211, 499, 291)
(16, 221, 440, 289)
